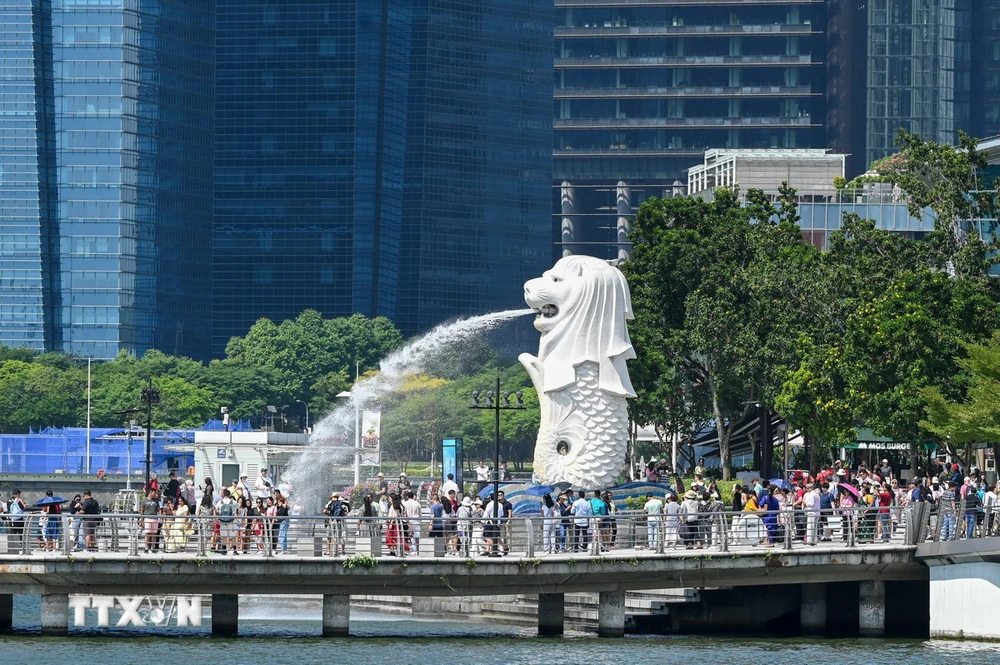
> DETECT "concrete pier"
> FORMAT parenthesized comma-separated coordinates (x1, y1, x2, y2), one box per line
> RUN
(0, 594, 12, 632)
(537, 593, 565, 636)
(858, 580, 885, 637)
(212, 594, 239, 637)
(800, 583, 826, 635)
(597, 590, 625, 638)
(41, 593, 68, 636)
(322, 594, 350, 637)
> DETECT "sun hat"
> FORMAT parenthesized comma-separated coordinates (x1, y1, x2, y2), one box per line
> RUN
(461, 496, 472, 506)
(473, 497, 482, 505)
(684, 490, 697, 500)
(377, 472, 385, 477)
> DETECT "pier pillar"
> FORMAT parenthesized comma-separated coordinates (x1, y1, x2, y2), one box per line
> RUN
(322, 594, 350, 637)
(800, 583, 826, 635)
(0, 594, 12, 632)
(537, 593, 565, 636)
(859, 581, 886, 637)
(597, 590, 626, 638)
(40, 593, 68, 636)
(211, 594, 239, 637)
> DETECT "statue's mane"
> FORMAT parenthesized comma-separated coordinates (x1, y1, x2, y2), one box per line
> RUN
(537, 256, 636, 397)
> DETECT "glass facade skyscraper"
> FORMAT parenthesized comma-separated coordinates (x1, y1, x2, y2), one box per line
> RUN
(553, 0, 829, 261)
(865, 0, 972, 166)
(0, 0, 214, 359)
(213, 0, 553, 351)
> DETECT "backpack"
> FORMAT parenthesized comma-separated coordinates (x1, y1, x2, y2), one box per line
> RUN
(9, 498, 23, 519)
(217, 500, 235, 522)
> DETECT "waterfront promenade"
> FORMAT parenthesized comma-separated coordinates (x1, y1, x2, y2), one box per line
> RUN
(0, 508, 933, 637)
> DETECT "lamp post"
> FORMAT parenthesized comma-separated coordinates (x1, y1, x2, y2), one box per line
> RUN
(336, 390, 361, 485)
(296, 399, 309, 432)
(140, 379, 161, 490)
(115, 407, 142, 491)
(470, 373, 525, 525)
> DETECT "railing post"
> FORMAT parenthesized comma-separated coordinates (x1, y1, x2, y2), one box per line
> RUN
(784, 510, 793, 550)
(720, 512, 729, 552)
(524, 518, 535, 558)
(848, 509, 856, 548)
(129, 517, 139, 556)
(62, 514, 71, 556)
(656, 514, 665, 554)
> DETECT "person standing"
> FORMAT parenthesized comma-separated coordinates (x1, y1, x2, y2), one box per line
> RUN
(375, 472, 388, 500)
(323, 492, 346, 556)
(215, 489, 238, 554)
(81, 490, 101, 552)
(274, 489, 290, 553)
(441, 473, 460, 497)
(69, 494, 85, 551)
(403, 491, 422, 553)
(8, 489, 26, 551)
(571, 490, 593, 552)
(165, 471, 181, 508)
(541, 493, 557, 553)
(475, 461, 490, 493)
(141, 490, 161, 553)
(255, 469, 273, 500)
(642, 492, 663, 550)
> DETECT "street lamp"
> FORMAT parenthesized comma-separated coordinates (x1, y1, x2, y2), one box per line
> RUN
(336, 390, 361, 485)
(470, 373, 525, 533)
(295, 399, 309, 432)
(114, 407, 142, 490)
(140, 380, 161, 490)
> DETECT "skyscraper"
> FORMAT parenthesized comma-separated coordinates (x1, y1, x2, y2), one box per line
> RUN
(0, 0, 215, 359)
(553, 0, 830, 261)
(212, 0, 553, 353)
(865, 0, 972, 166)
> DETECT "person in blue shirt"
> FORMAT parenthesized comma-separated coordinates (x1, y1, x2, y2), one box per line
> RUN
(429, 494, 445, 537)
(589, 489, 609, 551)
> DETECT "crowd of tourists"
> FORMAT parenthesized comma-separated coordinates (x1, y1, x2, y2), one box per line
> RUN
(637, 458, 1000, 550)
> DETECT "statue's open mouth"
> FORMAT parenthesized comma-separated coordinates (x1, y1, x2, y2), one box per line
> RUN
(537, 304, 559, 319)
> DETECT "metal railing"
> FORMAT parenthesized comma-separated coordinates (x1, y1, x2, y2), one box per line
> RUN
(0, 505, 937, 559)
(920, 498, 1000, 543)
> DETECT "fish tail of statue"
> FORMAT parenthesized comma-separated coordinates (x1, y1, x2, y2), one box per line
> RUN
(522, 256, 635, 489)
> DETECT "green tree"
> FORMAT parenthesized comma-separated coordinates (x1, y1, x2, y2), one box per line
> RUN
(920, 334, 1000, 466)
(0, 360, 86, 431)
(624, 186, 815, 478)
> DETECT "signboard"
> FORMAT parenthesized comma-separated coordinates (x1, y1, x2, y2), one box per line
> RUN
(844, 442, 938, 451)
(361, 410, 381, 466)
(69, 595, 202, 627)
(442, 438, 463, 488)
(217, 448, 227, 459)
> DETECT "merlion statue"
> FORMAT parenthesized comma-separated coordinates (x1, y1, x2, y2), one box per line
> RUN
(519, 255, 636, 489)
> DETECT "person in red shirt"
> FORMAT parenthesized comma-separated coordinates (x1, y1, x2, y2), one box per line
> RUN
(876, 483, 893, 542)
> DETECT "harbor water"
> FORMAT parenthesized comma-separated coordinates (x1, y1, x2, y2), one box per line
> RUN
(1, 595, 994, 665)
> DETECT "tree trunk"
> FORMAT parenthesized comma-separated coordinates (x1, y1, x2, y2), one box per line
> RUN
(706, 368, 732, 480)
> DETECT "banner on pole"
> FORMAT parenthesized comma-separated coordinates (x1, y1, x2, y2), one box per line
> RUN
(361, 411, 381, 466)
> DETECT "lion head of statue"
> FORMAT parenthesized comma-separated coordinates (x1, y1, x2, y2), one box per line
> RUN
(522, 255, 636, 397)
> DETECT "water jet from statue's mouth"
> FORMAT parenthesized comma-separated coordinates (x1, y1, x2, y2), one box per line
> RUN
(537, 304, 559, 319)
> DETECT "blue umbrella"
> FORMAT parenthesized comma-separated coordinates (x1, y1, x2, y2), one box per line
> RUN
(768, 478, 793, 491)
(524, 483, 572, 497)
(34, 496, 69, 506)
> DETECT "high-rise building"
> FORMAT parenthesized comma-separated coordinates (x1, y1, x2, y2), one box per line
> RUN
(865, 0, 972, 166)
(971, 1, 1000, 142)
(0, 0, 215, 359)
(212, 1, 553, 353)
(553, 0, 830, 261)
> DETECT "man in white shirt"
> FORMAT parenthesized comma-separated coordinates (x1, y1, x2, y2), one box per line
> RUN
(642, 492, 663, 549)
(482, 493, 508, 556)
(403, 491, 422, 552)
(475, 461, 490, 492)
(442, 473, 460, 498)
(255, 469, 273, 499)
(571, 490, 593, 552)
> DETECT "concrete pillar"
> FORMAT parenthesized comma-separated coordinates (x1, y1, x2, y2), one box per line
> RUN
(40, 593, 68, 636)
(859, 580, 886, 638)
(322, 594, 350, 637)
(800, 583, 826, 635)
(537, 593, 565, 636)
(0, 594, 12, 632)
(597, 590, 626, 638)
(211, 594, 239, 637)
